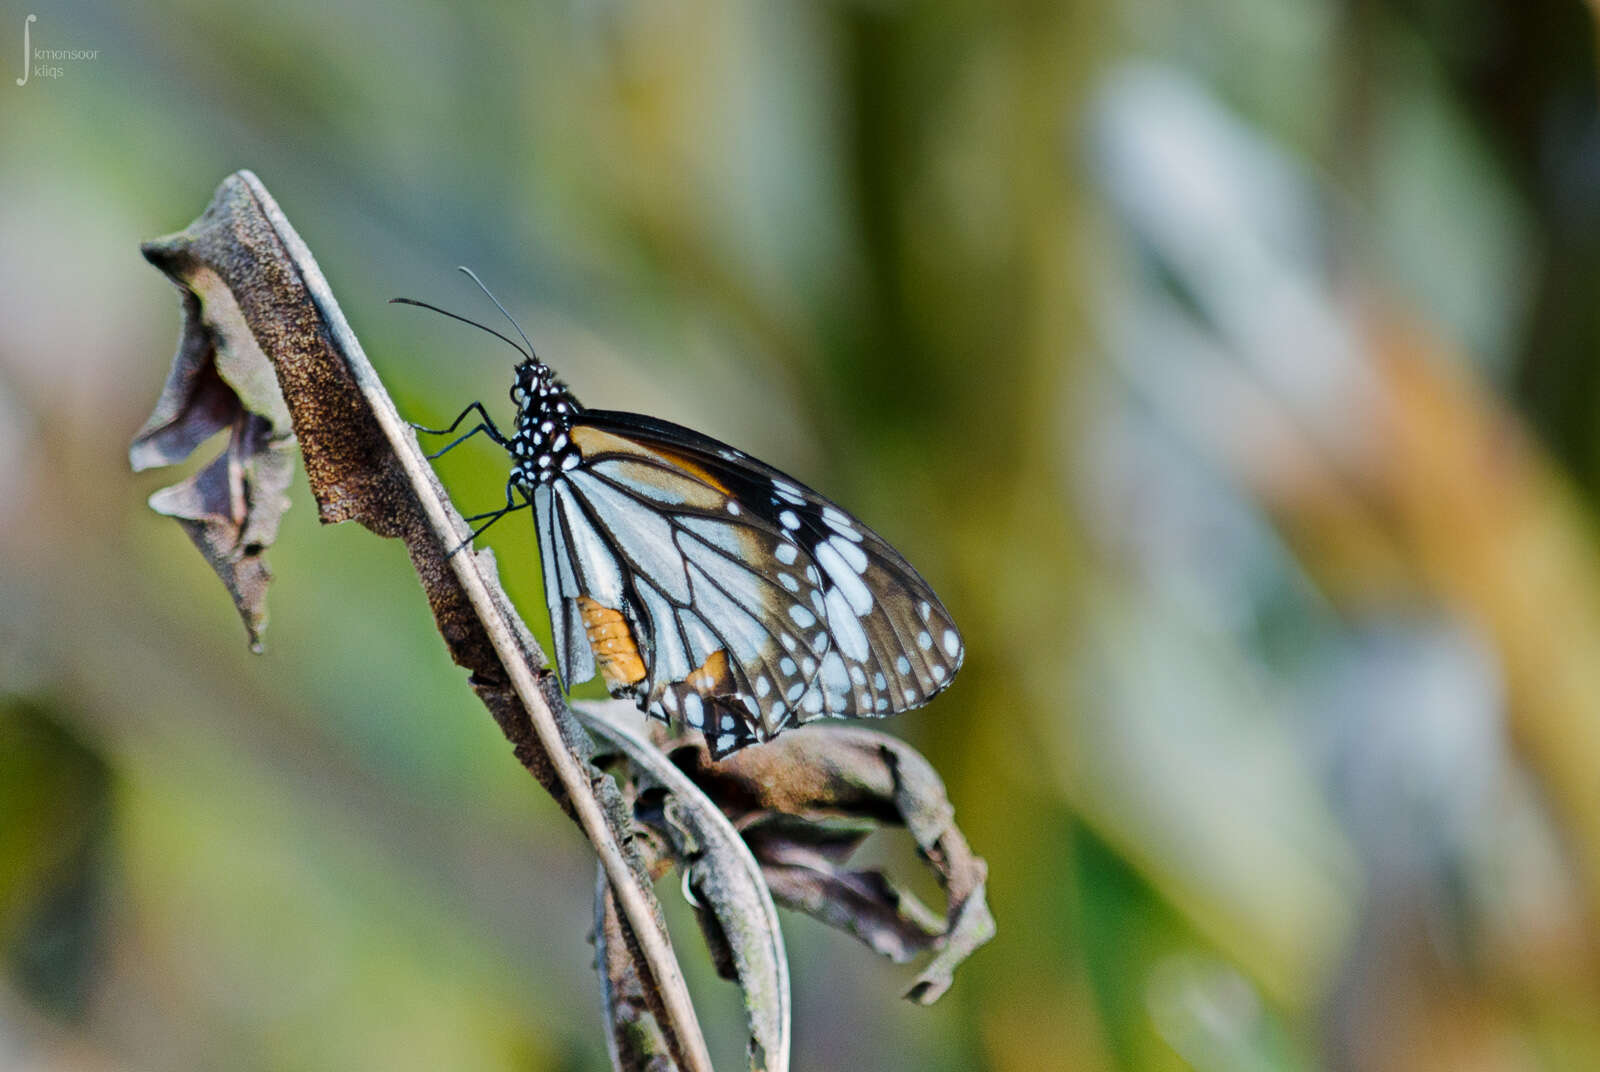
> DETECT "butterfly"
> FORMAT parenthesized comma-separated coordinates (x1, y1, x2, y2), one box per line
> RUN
(397, 269, 963, 758)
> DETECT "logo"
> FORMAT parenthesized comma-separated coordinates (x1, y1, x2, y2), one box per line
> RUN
(15, 14, 98, 87)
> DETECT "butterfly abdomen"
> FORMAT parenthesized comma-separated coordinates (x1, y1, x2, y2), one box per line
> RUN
(577, 596, 648, 693)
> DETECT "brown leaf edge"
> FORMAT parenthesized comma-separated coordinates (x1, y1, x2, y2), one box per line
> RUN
(130, 277, 296, 652)
(580, 701, 791, 1072)
(669, 724, 996, 1005)
(133, 171, 714, 1072)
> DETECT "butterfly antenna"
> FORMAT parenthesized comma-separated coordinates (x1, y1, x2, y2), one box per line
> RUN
(457, 266, 539, 363)
(388, 297, 531, 361)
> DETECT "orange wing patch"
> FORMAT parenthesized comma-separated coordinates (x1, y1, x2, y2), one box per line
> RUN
(659, 648, 769, 744)
(577, 596, 647, 692)
(569, 425, 731, 493)
(649, 445, 733, 495)
(683, 649, 734, 695)
(569, 424, 650, 461)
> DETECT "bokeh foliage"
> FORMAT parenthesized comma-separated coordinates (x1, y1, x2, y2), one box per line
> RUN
(4, 1, 1600, 1069)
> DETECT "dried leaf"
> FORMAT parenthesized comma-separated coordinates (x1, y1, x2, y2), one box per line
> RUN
(128, 293, 242, 470)
(579, 701, 791, 1072)
(131, 282, 295, 651)
(595, 867, 677, 1072)
(755, 842, 945, 963)
(673, 724, 996, 1005)
(135, 171, 714, 1072)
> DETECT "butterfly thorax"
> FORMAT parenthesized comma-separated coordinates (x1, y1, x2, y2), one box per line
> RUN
(508, 359, 585, 492)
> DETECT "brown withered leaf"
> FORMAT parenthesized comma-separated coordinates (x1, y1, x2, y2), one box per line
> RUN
(669, 723, 995, 1005)
(132, 268, 296, 652)
(580, 701, 791, 1072)
(134, 172, 715, 1072)
(594, 868, 677, 1072)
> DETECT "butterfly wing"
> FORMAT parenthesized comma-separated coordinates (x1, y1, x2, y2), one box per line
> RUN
(537, 409, 963, 756)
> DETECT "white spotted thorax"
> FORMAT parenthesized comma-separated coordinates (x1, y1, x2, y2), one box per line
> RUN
(508, 359, 584, 491)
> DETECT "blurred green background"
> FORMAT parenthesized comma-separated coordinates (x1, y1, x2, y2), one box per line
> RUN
(5, 1, 1600, 1069)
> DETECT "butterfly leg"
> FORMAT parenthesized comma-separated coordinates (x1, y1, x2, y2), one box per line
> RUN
(448, 486, 530, 555)
(411, 401, 509, 458)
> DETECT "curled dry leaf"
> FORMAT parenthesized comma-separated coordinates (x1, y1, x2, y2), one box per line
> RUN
(667, 723, 996, 1005)
(580, 700, 791, 1072)
(134, 171, 989, 1071)
(132, 171, 714, 1072)
(131, 277, 296, 652)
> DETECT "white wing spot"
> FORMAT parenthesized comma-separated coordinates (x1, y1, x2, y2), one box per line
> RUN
(873, 672, 887, 690)
(786, 681, 805, 702)
(822, 588, 869, 661)
(815, 542, 874, 615)
(726, 501, 741, 516)
(720, 714, 736, 731)
(903, 688, 916, 702)
(778, 573, 800, 593)
(802, 689, 824, 714)
(717, 733, 736, 753)
(780, 657, 797, 676)
(683, 692, 704, 727)
(801, 656, 817, 677)
(875, 696, 889, 712)
(896, 655, 911, 675)
(849, 666, 866, 685)
(822, 506, 861, 540)
(772, 480, 805, 505)
(821, 651, 850, 696)
(932, 665, 947, 682)
(561, 453, 580, 470)
(788, 604, 816, 628)
(664, 691, 679, 712)
(780, 633, 798, 651)
(681, 517, 744, 556)
(779, 510, 801, 530)
(943, 629, 960, 657)
(917, 631, 933, 650)
(828, 535, 869, 574)
(775, 541, 799, 565)
(919, 601, 932, 621)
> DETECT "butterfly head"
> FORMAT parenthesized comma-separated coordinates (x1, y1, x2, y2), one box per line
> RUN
(508, 359, 584, 490)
